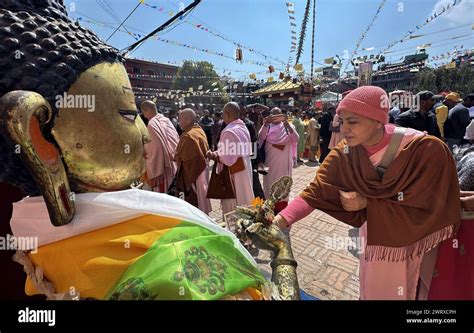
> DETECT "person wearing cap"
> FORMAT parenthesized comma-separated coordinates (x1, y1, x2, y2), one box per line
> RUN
(271, 86, 461, 300)
(433, 93, 449, 139)
(395, 91, 441, 138)
(444, 93, 474, 151)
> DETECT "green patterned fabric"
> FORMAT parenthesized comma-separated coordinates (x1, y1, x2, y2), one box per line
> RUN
(106, 222, 266, 300)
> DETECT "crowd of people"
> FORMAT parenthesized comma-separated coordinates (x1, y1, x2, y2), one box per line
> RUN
(140, 85, 474, 300)
(140, 100, 306, 216)
(140, 88, 474, 216)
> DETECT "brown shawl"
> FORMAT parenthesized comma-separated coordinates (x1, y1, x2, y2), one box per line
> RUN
(300, 136, 461, 262)
(176, 124, 209, 207)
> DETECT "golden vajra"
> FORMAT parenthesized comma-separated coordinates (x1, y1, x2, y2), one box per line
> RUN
(225, 176, 293, 249)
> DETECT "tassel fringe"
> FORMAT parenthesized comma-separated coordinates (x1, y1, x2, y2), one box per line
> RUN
(365, 224, 456, 262)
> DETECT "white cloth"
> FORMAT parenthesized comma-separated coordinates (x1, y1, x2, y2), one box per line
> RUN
(464, 119, 474, 140)
(10, 190, 256, 265)
(192, 164, 212, 214)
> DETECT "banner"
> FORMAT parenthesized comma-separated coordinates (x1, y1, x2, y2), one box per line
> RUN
(358, 62, 373, 87)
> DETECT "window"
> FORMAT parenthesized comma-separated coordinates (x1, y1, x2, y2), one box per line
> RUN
(133, 67, 141, 74)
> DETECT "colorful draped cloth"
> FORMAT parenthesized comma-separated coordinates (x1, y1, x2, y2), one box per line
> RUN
(10, 190, 266, 300)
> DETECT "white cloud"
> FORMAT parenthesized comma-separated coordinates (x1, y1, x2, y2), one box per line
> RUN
(433, 0, 474, 25)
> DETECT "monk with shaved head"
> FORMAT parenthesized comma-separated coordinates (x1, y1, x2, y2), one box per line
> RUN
(207, 102, 254, 214)
(175, 108, 212, 213)
(141, 100, 179, 193)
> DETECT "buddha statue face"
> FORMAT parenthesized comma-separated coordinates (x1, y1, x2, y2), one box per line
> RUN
(52, 62, 149, 192)
(0, 61, 149, 226)
(0, 2, 149, 226)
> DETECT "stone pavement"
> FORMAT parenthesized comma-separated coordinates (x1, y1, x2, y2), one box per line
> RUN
(208, 161, 360, 300)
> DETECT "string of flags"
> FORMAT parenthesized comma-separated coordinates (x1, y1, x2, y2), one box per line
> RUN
(126, 57, 277, 82)
(141, 0, 286, 65)
(428, 46, 464, 61)
(375, 60, 426, 75)
(129, 73, 229, 80)
(132, 86, 255, 99)
(382, 33, 472, 56)
(342, 0, 387, 74)
(428, 46, 472, 65)
(74, 16, 282, 70)
(286, 2, 297, 64)
(381, 0, 463, 54)
(235, 46, 243, 63)
(351, 54, 386, 65)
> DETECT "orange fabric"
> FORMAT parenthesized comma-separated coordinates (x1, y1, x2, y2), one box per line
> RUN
(229, 157, 245, 174)
(26, 214, 182, 299)
(29, 116, 58, 165)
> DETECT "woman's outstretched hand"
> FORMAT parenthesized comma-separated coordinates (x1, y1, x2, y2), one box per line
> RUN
(272, 214, 289, 229)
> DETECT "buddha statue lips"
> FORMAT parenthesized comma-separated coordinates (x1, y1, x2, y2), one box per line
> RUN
(0, 0, 150, 226)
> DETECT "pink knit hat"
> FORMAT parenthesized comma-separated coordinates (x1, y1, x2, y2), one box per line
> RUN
(336, 86, 389, 124)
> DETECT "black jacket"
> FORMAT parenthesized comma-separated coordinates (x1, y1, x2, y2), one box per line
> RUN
(395, 109, 441, 138)
(319, 111, 333, 138)
(444, 103, 471, 140)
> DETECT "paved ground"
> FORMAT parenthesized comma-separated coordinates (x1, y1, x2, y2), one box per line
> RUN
(208, 160, 360, 300)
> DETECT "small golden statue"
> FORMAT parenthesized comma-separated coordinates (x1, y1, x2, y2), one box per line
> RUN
(225, 176, 300, 300)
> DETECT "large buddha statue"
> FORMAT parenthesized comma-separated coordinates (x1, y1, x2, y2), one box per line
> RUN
(0, 0, 299, 300)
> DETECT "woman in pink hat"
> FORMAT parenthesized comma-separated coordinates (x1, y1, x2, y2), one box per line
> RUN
(272, 86, 462, 300)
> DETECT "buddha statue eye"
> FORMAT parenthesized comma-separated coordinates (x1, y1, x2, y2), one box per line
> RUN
(118, 109, 138, 122)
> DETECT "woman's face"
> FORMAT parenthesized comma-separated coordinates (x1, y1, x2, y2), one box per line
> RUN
(339, 111, 383, 147)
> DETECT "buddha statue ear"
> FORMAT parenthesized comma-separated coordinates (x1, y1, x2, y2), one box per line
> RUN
(0, 91, 75, 226)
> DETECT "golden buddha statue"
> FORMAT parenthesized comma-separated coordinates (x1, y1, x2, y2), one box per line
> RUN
(0, 0, 300, 300)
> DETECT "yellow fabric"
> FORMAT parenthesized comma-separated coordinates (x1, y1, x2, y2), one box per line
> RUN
(26, 214, 182, 299)
(224, 288, 263, 300)
(246, 287, 263, 300)
(435, 104, 448, 138)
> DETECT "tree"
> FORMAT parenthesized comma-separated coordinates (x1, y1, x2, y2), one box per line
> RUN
(415, 66, 474, 96)
(172, 60, 228, 107)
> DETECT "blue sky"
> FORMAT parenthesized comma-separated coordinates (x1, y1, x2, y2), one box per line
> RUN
(64, 0, 473, 81)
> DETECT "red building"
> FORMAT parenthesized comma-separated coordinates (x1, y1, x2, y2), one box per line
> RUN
(124, 58, 179, 111)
